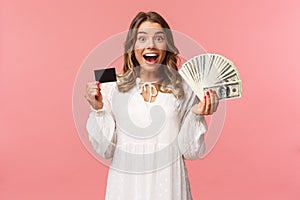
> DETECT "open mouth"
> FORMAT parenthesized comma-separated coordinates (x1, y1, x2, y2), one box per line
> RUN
(143, 53, 159, 64)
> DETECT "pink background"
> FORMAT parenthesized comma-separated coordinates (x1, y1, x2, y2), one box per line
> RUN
(1, 0, 300, 199)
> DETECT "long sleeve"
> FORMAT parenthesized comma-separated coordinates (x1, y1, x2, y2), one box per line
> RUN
(86, 82, 117, 159)
(177, 82, 208, 160)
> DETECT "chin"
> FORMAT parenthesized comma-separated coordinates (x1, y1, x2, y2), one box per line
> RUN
(140, 64, 161, 72)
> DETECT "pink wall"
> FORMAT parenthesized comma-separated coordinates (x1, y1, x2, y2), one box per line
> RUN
(1, 0, 300, 199)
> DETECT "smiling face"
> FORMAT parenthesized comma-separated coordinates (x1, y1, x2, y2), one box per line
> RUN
(134, 21, 167, 73)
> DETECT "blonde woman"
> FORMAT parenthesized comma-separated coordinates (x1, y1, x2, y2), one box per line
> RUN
(85, 11, 219, 200)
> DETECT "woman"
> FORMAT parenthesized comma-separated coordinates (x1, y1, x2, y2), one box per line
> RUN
(85, 11, 219, 200)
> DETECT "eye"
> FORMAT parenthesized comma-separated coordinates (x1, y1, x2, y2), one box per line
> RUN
(155, 35, 165, 42)
(137, 36, 147, 42)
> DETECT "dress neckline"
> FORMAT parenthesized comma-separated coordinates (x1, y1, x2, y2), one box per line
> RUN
(136, 78, 161, 104)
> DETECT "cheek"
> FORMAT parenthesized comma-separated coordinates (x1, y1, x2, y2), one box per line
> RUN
(134, 42, 145, 50)
(156, 42, 167, 51)
(134, 49, 142, 57)
(160, 50, 166, 61)
(134, 42, 143, 55)
(134, 49, 143, 60)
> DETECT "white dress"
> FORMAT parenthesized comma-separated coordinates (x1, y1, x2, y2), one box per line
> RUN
(86, 78, 208, 200)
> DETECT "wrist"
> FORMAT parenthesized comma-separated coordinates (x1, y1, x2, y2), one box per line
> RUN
(191, 104, 199, 115)
(89, 101, 103, 111)
(90, 105, 103, 113)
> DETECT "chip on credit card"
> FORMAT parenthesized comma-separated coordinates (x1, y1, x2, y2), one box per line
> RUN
(94, 68, 117, 83)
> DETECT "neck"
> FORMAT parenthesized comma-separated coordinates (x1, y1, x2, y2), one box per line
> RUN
(139, 68, 161, 82)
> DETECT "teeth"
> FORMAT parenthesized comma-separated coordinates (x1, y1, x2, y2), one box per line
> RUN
(144, 53, 158, 56)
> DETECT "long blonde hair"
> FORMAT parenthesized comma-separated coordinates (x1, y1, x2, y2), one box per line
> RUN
(117, 11, 184, 99)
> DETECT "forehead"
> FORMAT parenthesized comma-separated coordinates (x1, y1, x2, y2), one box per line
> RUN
(137, 21, 164, 34)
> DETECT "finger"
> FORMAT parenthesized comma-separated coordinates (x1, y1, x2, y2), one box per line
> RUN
(95, 89, 101, 97)
(86, 81, 101, 89)
(88, 88, 100, 97)
(86, 82, 95, 88)
(88, 82, 101, 93)
(91, 82, 101, 89)
(209, 89, 215, 114)
(86, 90, 102, 107)
(204, 91, 211, 114)
(96, 82, 102, 90)
(213, 90, 219, 112)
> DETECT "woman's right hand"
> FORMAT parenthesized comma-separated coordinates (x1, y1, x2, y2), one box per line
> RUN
(85, 82, 103, 110)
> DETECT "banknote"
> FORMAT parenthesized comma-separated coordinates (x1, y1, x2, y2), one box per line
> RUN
(203, 81, 242, 100)
(179, 54, 242, 101)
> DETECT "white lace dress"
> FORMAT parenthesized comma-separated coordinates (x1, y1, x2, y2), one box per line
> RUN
(86, 78, 207, 200)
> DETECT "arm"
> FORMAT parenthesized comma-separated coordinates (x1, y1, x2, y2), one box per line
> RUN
(85, 82, 117, 159)
(178, 109, 207, 160)
(177, 82, 218, 160)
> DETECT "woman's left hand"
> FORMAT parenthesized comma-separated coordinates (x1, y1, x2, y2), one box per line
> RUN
(192, 89, 219, 115)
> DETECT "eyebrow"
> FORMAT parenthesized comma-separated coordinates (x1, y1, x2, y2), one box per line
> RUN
(137, 31, 165, 35)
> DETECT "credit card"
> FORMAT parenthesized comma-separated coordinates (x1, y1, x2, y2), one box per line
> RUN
(94, 68, 117, 83)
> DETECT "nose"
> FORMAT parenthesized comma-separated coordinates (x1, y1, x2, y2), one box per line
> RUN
(146, 37, 155, 49)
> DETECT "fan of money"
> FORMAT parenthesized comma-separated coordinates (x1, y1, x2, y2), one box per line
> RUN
(179, 53, 242, 101)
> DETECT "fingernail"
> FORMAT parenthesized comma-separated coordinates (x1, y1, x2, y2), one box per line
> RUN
(204, 96, 206, 99)
(206, 91, 209, 95)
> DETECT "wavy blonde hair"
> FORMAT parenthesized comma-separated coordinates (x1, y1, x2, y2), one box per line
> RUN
(117, 11, 184, 99)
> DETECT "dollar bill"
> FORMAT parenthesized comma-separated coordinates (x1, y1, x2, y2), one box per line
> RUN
(203, 81, 242, 100)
